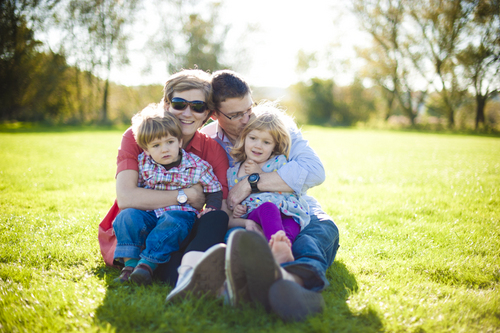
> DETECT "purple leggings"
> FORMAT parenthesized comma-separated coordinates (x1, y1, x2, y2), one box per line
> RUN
(247, 202, 300, 243)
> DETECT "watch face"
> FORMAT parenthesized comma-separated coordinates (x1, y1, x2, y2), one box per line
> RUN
(178, 190, 188, 204)
(249, 173, 259, 182)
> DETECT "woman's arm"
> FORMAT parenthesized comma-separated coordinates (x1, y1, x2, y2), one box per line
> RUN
(116, 170, 206, 211)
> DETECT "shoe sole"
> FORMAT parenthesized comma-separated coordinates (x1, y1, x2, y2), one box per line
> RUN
(225, 229, 249, 306)
(239, 231, 282, 312)
(166, 244, 226, 302)
(269, 279, 325, 322)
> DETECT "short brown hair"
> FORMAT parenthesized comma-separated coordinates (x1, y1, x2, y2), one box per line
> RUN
(211, 70, 252, 110)
(230, 102, 292, 163)
(163, 69, 213, 109)
(132, 104, 183, 150)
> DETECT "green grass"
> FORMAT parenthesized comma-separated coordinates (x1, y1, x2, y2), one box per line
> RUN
(1, 126, 499, 332)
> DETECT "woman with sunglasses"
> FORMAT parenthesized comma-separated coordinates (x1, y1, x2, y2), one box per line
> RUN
(99, 69, 230, 294)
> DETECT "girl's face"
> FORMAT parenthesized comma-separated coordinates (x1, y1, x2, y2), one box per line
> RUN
(166, 89, 209, 146)
(244, 129, 276, 164)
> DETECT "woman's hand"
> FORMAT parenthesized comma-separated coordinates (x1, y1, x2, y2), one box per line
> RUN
(232, 204, 247, 218)
(184, 184, 205, 211)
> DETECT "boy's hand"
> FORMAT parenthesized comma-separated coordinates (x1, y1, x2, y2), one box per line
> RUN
(232, 204, 247, 218)
(243, 160, 261, 175)
(197, 207, 214, 219)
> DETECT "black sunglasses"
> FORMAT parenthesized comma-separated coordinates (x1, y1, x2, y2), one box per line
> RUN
(170, 97, 208, 113)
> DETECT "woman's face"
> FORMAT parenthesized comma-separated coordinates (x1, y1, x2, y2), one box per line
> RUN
(166, 89, 209, 144)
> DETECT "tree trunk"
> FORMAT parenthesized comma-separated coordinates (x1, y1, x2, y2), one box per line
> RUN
(75, 67, 84, 123)
(475, 94, 486, 130)
(448, 108, 455, 129)
(101, 77, 109, 124)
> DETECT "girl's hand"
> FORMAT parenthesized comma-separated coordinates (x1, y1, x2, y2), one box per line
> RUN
(197, 207, 214, 218)
(243, 160, 261, 175)
(244, 219, 264, 237)
(233, 204, 247, 218)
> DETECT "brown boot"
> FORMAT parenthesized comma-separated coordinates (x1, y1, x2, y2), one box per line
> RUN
(113, 266, 134, 283)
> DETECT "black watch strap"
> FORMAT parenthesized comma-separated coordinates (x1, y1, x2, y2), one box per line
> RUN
(248, 173, 260, 193)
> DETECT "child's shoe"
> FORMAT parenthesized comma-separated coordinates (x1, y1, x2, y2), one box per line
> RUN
(113, 266, 134, 283)
(129, 263, 153, 285)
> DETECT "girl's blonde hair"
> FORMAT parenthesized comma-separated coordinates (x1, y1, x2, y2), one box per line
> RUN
(231, 101, 293, 163)
(131, 104, 183, 150)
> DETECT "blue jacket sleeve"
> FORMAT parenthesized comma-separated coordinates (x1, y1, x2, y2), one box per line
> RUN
(276, 125, 325, 195)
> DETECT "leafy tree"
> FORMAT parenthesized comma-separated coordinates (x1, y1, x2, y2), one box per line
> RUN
(457, 0, 500, 130)
(57, 0, 139, 124)
(408, 0, 473, 128)
(0, 0, 78, 122)
(352, 0, 423, 125)
(150, 0, 228, 74)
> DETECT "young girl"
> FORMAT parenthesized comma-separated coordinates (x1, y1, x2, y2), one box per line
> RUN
(227, 103, 310, 264)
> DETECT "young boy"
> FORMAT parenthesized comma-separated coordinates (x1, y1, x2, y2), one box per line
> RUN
(113, 105, 223, 285)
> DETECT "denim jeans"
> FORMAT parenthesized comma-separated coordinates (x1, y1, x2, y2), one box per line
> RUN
(225, 210, 339, 292)
(282, 210, 339, 291)
(113, 208, 196, 264)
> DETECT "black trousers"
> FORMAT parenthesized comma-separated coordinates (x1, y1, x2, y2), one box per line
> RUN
(154, 210, 228, 286)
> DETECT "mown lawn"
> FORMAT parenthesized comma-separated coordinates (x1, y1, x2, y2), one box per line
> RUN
(0, 126, 499, 332)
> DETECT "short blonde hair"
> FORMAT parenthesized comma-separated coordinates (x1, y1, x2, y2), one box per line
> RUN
(131, 104, 183, 150)
(230, 101, 292, 163)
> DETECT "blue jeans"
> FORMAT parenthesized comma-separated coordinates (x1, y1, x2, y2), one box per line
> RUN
(113, 208, 196, 264)
(225, 210, 339, 292)
(282, 210, 339, 291)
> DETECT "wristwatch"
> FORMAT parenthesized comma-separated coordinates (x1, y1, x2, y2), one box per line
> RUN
(177, 189, 188, 206)
(248, 173, 260, 193)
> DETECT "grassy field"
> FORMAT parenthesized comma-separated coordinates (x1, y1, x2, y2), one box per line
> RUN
(0, 126, 499, 332)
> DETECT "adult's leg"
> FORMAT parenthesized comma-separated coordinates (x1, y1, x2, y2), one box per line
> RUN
(155, 210, 228, 285)
(281, 210, 340, 291)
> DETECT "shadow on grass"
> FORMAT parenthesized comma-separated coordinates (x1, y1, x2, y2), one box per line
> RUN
(92, 260, 383, 332)
(322, 260, 384, 332)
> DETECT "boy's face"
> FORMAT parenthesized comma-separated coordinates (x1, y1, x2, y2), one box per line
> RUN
(144, 135, 183, 165)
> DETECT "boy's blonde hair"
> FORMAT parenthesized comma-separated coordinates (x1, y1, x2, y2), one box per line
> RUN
(132, 104, 183, 150)
(231, 101, 292, 163)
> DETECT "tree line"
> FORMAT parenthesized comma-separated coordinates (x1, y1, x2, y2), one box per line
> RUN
(1, 0, 499, 131)
(0, 0, 227, 125)
(350, 0, 499, 130)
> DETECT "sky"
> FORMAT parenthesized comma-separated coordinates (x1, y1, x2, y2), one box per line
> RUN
(109, 0, 370, 88)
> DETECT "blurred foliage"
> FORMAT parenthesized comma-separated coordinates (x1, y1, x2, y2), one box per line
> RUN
(148, 0, 229, 74)
(0, 0, 498, 133)
(287, 77, 377, 127)
(351, 0, 499, 131)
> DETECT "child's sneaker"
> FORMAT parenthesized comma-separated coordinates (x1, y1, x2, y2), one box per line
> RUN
(113, 266, 134, 283)
(129, 263, 153, 285)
